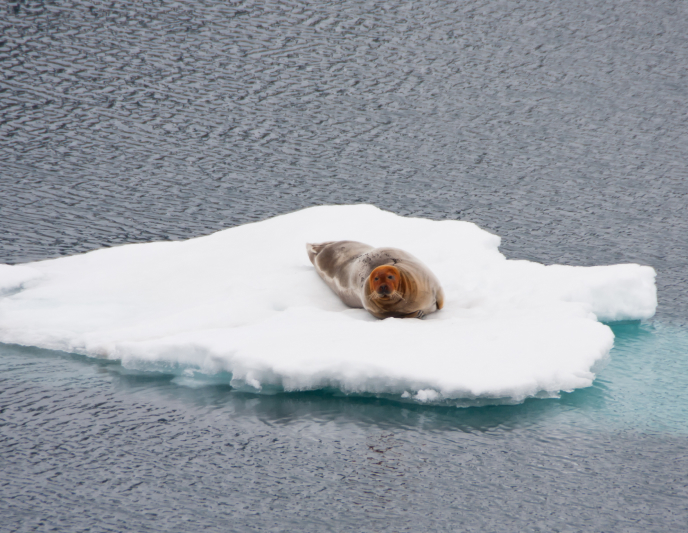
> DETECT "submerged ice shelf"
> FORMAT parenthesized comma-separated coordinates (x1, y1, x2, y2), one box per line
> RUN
(0, 205, 657, 402)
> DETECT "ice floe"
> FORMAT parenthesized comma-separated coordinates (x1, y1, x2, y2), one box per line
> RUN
(0, 205, 657, 402)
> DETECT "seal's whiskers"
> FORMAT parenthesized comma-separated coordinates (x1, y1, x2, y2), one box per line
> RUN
(369, 290, 405, 302)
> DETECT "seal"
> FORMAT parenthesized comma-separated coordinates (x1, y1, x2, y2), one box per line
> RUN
(306, 240, 444, 319)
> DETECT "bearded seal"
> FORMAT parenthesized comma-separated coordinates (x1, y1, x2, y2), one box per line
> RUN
(306, 241, 444, 319)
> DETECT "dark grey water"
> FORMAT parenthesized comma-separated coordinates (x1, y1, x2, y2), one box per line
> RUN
(1, 0, 687, 531)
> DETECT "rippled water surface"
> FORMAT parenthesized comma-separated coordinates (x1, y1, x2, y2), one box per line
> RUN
(2, 0, 687, 531)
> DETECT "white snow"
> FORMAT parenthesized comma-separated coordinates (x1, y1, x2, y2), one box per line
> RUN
(0, 205, 657, 403)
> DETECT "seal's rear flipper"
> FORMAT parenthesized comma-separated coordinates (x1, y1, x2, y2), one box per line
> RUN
(306, 242, 334, 265)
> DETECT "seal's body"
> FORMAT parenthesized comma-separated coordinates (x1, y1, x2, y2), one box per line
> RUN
(307, 241, 444, 319)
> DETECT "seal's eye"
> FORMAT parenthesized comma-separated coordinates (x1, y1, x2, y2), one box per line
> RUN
(374, 277, 378, 281)
(387, 275, 394, 279)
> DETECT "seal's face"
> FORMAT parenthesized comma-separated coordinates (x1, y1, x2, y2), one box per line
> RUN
(369, 265, 402, 301)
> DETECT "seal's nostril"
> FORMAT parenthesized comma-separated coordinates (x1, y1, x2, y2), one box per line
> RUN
(378, 284, 389, 294)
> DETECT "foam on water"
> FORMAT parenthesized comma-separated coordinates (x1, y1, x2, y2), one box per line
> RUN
(0, 205, 656, 402)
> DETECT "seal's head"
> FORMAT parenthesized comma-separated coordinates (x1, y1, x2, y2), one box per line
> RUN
(369, 265, 403, 301)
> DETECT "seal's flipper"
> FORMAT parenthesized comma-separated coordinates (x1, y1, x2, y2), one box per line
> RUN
(306, 242, 335, 265)
(399, 309, 425, 319)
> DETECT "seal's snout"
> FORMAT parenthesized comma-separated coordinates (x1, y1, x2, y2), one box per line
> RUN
(378, 284, 390, 295)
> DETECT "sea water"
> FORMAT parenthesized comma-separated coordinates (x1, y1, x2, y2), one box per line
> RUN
(2, 322, 687, 531)
(1, 0, 687, 531)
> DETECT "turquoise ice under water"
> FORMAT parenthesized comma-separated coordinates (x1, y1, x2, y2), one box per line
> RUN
(590, 322, 688, 433)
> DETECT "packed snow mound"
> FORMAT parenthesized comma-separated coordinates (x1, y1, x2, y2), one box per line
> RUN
(0, 205, 657, 402)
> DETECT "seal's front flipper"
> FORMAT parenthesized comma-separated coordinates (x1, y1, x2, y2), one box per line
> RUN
(402, 310, 425, 319)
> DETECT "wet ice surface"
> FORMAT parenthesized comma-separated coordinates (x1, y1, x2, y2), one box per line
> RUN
(1, 0, 688, 531)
